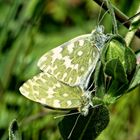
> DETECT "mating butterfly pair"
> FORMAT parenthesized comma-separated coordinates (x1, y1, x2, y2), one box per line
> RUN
(19, 26, 107, 116)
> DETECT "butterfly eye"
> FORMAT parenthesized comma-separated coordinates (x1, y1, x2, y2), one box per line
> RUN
(96, 25, 105, 33)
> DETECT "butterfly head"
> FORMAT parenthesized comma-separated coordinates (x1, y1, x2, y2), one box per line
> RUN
(78, 90, 93, 116)
(90, 25, 108, 49)
(80, 103, 91, 116)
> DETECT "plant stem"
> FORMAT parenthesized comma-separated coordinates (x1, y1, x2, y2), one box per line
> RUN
(125, 4, 140, 46)
(93, 0, 140, 38)
(106, 0, 118, 34)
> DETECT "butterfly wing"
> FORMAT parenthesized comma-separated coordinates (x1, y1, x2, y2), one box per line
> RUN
(19, 72, 84, 110)
(37, 34, 100, 87)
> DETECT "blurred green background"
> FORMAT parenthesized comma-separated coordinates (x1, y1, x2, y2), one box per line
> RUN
(0, 0, 140, 140)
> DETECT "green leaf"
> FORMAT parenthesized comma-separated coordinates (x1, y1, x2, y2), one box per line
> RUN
(94, 61, 105, 98)
(101, 35, 126, 65)
(58, 106, 109, 140)
(9, 119, 21, 140)
(104, 58, 128, 83)
(104, 58, 128, 96)
(124, 47, 136, 75)
(106, 79, 128, 97)
(128, 65, 140, 91)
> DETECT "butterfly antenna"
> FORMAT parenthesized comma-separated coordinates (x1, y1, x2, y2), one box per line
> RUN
(91, 103, 103, 109)
(98, 9, 110, 26)
(97, 0, 105, 26)
(67, 114, 81, 139)
(54, 111, 80, 119)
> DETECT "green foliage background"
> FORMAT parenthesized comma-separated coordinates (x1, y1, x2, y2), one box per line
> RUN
(0, 0, 140, 139)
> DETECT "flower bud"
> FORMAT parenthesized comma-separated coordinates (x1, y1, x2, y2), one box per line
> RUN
(101, 35, 126, 66)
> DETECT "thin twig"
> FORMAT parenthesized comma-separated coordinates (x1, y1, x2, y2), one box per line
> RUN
(93, 0, 140, 38)
(125, 4, 140, 46)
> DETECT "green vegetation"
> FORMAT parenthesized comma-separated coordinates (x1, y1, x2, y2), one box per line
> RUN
(0, 0, 140, 140)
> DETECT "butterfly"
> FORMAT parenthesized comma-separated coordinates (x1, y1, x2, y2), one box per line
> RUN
(19, 26, 107, 116)
(37, 26, 107, 88)
(19, 72, 93, 116)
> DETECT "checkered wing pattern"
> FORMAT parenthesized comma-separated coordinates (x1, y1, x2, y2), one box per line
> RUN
(19, 72, 86, 110)
(37, 34, 99, 87)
